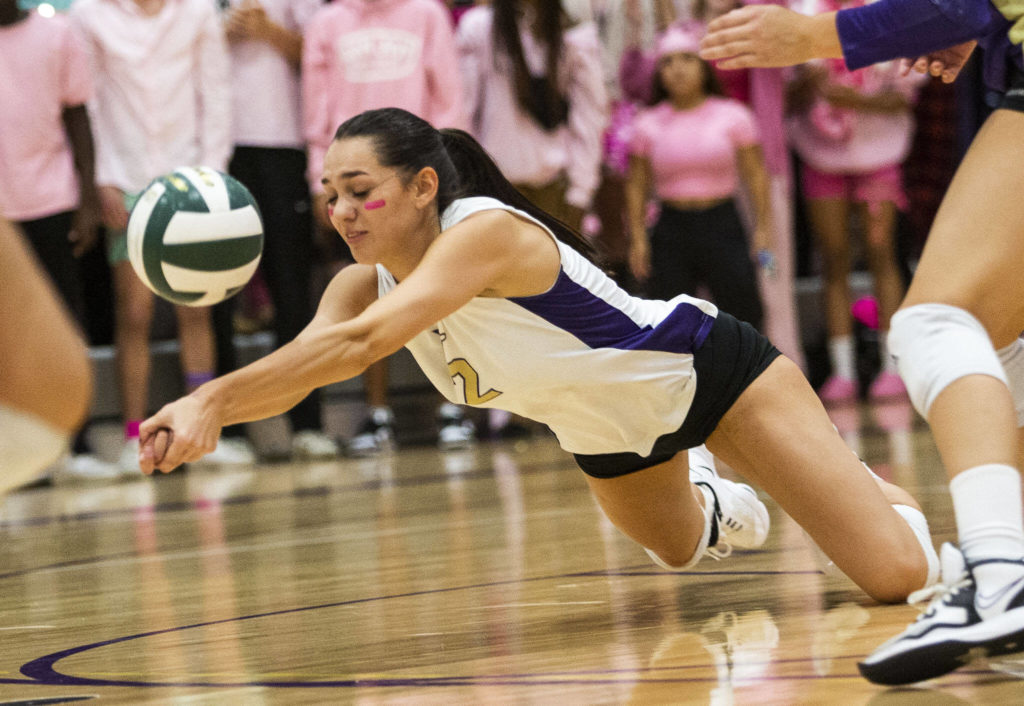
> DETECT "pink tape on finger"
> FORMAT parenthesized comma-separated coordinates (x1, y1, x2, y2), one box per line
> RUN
(365, 199, 386, 211)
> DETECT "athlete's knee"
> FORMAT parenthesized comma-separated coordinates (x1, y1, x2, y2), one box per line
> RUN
(888, 303, 1008, 418)
(864, 553, 931, 604)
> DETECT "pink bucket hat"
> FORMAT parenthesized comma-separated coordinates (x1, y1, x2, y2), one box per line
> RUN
(655, 25, 703, 60)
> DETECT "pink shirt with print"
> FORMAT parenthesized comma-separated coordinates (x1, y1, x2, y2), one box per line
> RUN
(302, 0, 466, 190)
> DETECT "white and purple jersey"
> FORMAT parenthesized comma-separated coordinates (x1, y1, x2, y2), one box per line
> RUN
(376, 196, 718, 456)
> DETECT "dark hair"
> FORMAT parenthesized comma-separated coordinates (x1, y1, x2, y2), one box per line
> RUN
(649, 53, 725, 106)
(492, 0, 570, 131)
(332, 108, 596, 261)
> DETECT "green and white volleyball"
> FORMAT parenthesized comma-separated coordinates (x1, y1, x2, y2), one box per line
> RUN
(127, 167, 264, 307)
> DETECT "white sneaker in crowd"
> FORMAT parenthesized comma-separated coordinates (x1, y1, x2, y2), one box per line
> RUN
(346, 407, 395, 457)
(437, 402, 475, 451)
(291, 429, 339, 460)
(193, 437, 257, 467)
(52, 453, 126, 484)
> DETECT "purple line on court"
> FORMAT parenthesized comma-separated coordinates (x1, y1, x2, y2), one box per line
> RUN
(0, 552, 140, 581)
(18, 565, 821, 689)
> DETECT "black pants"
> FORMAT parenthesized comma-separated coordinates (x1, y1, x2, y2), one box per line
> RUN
(18, 211, 87, 327)
(649, 200, 764, 332)
(213, 146, 321, 432)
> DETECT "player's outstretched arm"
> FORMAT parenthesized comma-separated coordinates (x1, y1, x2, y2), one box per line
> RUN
(701, 0, 993, 73)
(139, 264, 381, 473)
(140, 208, 544, 474)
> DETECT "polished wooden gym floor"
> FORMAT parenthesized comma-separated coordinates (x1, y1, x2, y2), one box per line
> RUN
(2, 397, 1022, 704)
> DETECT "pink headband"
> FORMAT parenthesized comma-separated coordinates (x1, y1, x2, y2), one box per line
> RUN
(655, 26, 703, 60)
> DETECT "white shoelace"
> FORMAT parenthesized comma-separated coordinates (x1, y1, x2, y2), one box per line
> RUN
(906, 571, 971, 613)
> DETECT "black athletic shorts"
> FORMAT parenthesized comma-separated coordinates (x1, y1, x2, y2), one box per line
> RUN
(1000, 65, 1024, 113)
(573, 311, 781, 479)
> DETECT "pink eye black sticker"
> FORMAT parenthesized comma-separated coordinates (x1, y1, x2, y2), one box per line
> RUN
(364, 199, 386, 211)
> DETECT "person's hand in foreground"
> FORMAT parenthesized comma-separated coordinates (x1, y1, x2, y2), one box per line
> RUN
(699, 5, 841, 69)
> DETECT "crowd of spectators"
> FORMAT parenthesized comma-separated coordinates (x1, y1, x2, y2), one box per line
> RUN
(0, 0, 969, 482)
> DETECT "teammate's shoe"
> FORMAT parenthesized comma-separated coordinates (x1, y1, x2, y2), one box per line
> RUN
(689, 460, 770, 552)
(346, 407, 395, 457)
(859, 543, 1024, 685)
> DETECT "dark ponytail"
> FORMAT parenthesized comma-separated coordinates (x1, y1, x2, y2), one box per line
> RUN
(438, 128, 596, 261)
(333, 108, 596, 262)
(492, 0, 570, 131)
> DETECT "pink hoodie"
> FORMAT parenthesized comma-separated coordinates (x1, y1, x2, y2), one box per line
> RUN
(456, 6, 608, 210)
(302, 0, 467, 189)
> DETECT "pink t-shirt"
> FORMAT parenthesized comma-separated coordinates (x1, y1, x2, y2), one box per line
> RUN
(629, 97, 759, 202)
(0, 10, 92, 221)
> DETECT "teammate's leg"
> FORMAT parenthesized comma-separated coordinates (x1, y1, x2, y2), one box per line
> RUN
(706, 354, 936, 603)
(855, 108, 1024, 684)
(0, 217, 92, 489)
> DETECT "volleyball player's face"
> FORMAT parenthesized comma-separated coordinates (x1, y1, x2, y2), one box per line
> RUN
(321, 137, 412, 264)
(659, 53, 705, 101)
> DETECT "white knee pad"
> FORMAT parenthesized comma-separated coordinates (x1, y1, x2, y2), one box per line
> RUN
(997, 337, 1024, 427)
(0, 404, 69, 495)
(888, 304, 1008, 418)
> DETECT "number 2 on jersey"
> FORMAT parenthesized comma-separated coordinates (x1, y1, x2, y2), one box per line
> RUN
(447, 358, 502, 405)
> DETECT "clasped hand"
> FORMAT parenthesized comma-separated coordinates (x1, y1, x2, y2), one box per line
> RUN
(138, 394, 225, 474)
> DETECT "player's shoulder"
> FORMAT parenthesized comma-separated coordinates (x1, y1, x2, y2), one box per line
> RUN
(441, 198, 546, 251)
(441, 196, 512, 231)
